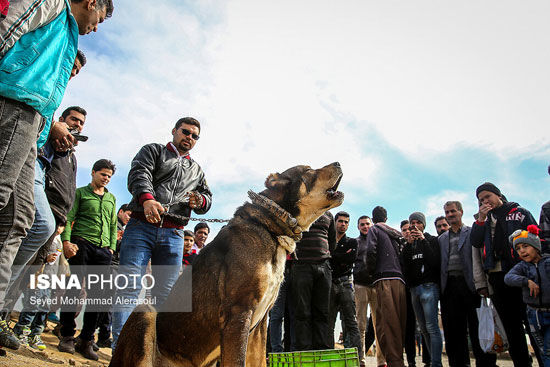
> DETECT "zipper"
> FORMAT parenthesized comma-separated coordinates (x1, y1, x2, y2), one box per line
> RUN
(162, 157, 183, 228)
(536, 263, 543, 307)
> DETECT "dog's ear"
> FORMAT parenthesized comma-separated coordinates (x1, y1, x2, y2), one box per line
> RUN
(265, 173, 289, 190)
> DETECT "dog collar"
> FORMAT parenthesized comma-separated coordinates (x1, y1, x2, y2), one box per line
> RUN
(247, 190, 303, 242)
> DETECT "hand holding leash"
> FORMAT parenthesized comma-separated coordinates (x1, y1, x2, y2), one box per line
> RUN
(187, 191, 204, 209)
(143, 199, 165, 224)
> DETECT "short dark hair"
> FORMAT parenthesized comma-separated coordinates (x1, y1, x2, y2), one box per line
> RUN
(183, 230, 195, 238)
(76, 49, 86, 67)
(434, 216, 448, 226)
(357, 215, 371, 225)
(194, 222, 210, 233)
(72, 0, 114, 18)
(335, 211, 350, 221)
(444, 201, 463, 212)
(400, 219, 409, 229)
(61, 106, 87, 120)
(118, 204, 131, 213)
(175, 117, 201, 133)
(92, 159, 116, 174)
(372, 206, 387, 224)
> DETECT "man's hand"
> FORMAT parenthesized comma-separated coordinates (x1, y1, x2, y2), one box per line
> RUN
(63, 240, 78, 258)
(46, 253, 58, 263)
(478, 203, 492, 222)
(188, 191, 204, 209)
(50, 122, 77, 152)
(117, 230, 124, 241)
(143, 199, 165, 224)
(478, 287, 490, 298)
(410, 227, 425, 240)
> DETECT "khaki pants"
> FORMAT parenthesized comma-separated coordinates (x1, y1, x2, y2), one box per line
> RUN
(355, 283, 385, 366)
(374, 279, 406, 367)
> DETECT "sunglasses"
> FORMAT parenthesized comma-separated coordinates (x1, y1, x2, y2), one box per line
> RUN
(180, 128, 200, 140)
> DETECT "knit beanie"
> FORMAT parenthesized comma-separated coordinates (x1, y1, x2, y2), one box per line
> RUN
(409, 212, 426, 229)
(509, 225, 542, 252)
(476, 182, 502, 199)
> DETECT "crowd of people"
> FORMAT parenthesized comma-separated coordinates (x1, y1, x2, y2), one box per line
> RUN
(268, 181, 550, 367)
(1, 1, 550, 367)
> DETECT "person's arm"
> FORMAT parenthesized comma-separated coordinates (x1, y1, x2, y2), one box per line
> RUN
(327, 213, 336, 253)
(504, 263, 528, 288)
(190, 171, 212, 215)
(0, 0, 66, 58)
(365, 228, 378, 278)
(470, 220, 486, 248)
(109, 195, 117, 252)
(60, 189, 80, 242)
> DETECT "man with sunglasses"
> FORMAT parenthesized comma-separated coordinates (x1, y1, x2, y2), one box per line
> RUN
(111, 117, 212, 350)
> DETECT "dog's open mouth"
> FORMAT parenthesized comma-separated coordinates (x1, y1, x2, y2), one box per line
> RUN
(326, 174, 343, 200)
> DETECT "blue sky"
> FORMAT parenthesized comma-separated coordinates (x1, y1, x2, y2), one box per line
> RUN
(65, 0, 549, 240)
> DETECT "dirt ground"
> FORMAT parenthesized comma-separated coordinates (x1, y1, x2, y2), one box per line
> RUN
(0, 322, 518, 367)
(0, 320, 111, 367)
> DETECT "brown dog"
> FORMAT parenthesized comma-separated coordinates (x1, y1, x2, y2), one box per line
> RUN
(109, 162, 344, 367)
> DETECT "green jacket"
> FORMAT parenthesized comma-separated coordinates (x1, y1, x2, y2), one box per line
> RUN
(61, 184, 117, 251)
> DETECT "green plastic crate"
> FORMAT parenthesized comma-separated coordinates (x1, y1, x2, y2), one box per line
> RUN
(268, 348, 359, 367)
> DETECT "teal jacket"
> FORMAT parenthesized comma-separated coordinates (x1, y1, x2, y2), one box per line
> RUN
(61, 184, 118, 251)
(0, 0, 78, 148)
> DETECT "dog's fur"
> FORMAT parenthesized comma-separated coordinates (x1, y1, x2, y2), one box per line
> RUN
(109, 162, 344, 367)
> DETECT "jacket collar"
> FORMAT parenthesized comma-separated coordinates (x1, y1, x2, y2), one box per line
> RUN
(167, 142, 190, 159)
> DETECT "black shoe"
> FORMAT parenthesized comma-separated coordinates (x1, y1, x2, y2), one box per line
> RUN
(0, 320, 20, 350)
(75, 339, 98, 361)
(58, 336, 75, 354)
(97, 338, 112, 348)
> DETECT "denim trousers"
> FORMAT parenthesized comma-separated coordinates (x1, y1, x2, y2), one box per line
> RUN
(269, 271, 294, 352)
(10, 159, 56, 282)
(527, 307, 550, 367)
(112, 218, 185, 349)
(14, 287, 50, 336)
(328, 276, 362, 358)
(0, 97, 42, 312)
(410, 282, 442, 367)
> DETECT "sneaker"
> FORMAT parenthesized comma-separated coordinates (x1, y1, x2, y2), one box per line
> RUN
(15, 327, 30, 346)
(75, 339, 98, 361)
(96, 337, 112, 348)
(28, 334, 46, 350)
(58, 336, 75, 354)
(0, 319, 20, 350)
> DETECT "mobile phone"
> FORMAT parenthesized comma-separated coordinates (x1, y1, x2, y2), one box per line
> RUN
(71, 131, 88, 142)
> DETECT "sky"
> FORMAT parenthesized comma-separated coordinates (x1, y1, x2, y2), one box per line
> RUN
(62, 0, 549, 240)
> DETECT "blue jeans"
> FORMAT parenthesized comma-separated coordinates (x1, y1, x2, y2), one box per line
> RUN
(112, 218, 184, 349)
(527, 307, 550, 367)
(269, 274, 294, 352)
(10, 159, 56, 282)
(410, 282, 442, 367)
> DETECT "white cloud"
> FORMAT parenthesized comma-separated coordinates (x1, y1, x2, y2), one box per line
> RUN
(59, 0, 549, 210)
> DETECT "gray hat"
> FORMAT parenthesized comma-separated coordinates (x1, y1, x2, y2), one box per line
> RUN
(409, 212, 426, 229)
(509, 225, 542, 253)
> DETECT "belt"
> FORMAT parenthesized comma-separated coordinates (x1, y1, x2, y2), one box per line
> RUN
(527, 305, 550, 312)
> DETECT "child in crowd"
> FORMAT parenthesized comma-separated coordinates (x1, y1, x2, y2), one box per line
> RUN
(504, 225, 550, 367)
(182, 230, 197, 267)
(13, 227, 64, 350)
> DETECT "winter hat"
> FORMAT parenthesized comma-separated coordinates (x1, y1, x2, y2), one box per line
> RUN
(509, 225, 542, 252)
(476, 182, 502, 199)
(409, 212, 426, 229)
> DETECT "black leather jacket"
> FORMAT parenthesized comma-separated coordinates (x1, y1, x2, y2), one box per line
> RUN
(127, 143, 212, 225)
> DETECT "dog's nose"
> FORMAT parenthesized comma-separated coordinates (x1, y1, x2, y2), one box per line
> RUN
(331, 162, 341, 167)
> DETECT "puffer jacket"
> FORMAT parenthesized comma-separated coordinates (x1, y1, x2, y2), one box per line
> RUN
(127, 143, 212, 226)
(505, 255, 550, 307)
